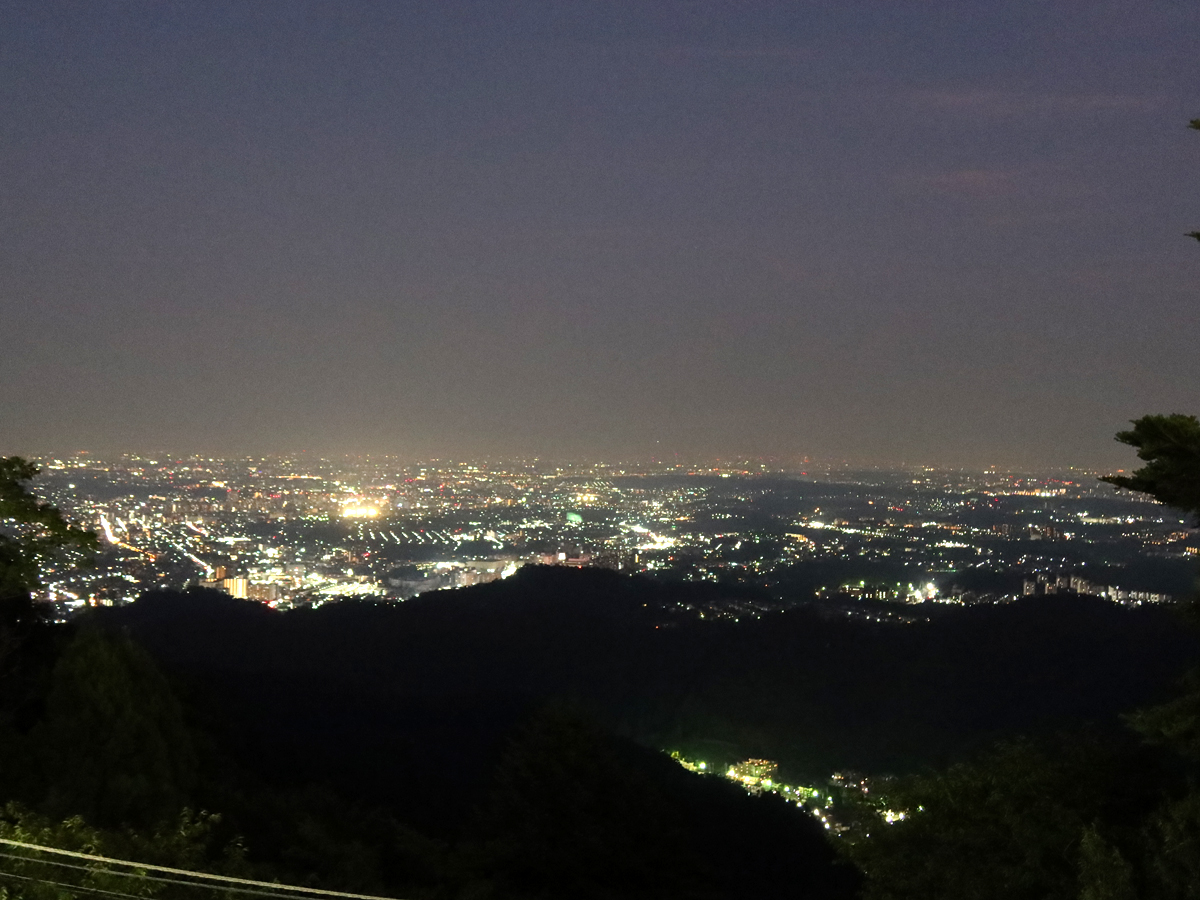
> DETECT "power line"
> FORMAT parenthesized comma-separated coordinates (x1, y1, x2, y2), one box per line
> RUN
(0, 838, 404, 900)
(0, 850, 315, 900)
(0, 868, 154, 900)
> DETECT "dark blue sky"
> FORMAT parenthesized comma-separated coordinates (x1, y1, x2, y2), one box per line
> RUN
(3, 1, 1197, 466)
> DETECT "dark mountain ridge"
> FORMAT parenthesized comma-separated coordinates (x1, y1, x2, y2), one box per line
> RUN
(101, 565, 1198, 781)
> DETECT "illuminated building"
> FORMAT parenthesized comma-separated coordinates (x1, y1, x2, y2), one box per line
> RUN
(221, 577, 249, 599)
(730, 758, 778, 784)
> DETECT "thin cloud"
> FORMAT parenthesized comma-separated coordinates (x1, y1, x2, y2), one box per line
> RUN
(920, 168, 1020, 199)
(895, 162, 1092, 205)
(895, 168, 1023, 201)
(907, 88, 1162, 117)
(648, 44, 816, 62)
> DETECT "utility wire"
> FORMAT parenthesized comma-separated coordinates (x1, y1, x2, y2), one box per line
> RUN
(0, 867, 155, 900)
(0, 839, 403, 900)
(0, 850, 316, 900)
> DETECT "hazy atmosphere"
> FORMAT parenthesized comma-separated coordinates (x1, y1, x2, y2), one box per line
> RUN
(3, 1, 1198, 466)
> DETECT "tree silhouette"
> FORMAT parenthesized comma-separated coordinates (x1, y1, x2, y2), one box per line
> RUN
(31, 629, 198, 829)
(0, 457, 96, 666)
(1189, 119, 1200, 243)
(1100, 415, 1200, 525)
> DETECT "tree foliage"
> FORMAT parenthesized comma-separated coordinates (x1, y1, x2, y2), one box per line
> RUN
(0, 457, 96, 666)
(840, 737, 1148, 900)
(1123, 667, 1200, 761)
(1101, 416, 1200, 524)
(1077, 825, 1137, 900)
(0, 457, 97, 600)
(1142, 789, 1200, 900)
(29, 629, 198, 829)
(0, 803, 245, 900)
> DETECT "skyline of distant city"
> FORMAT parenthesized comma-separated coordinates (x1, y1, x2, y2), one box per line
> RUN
(10, 445, 1151, 476)
(27, 450, 1193, 617)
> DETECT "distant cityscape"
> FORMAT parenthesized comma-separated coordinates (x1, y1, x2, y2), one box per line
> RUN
(26, 454, 1195, 619)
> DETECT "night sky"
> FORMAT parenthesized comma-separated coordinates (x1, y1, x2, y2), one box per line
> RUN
(3, 1, 1197, 466)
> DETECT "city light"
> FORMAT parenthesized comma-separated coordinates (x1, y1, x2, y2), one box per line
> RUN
(25, 454, 1186, 613)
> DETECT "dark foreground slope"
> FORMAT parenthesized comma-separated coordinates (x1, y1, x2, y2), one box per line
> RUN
(106, 566, 1198, 782)
(9, 564, 1191, 898)
(2, 627, 858, 899)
